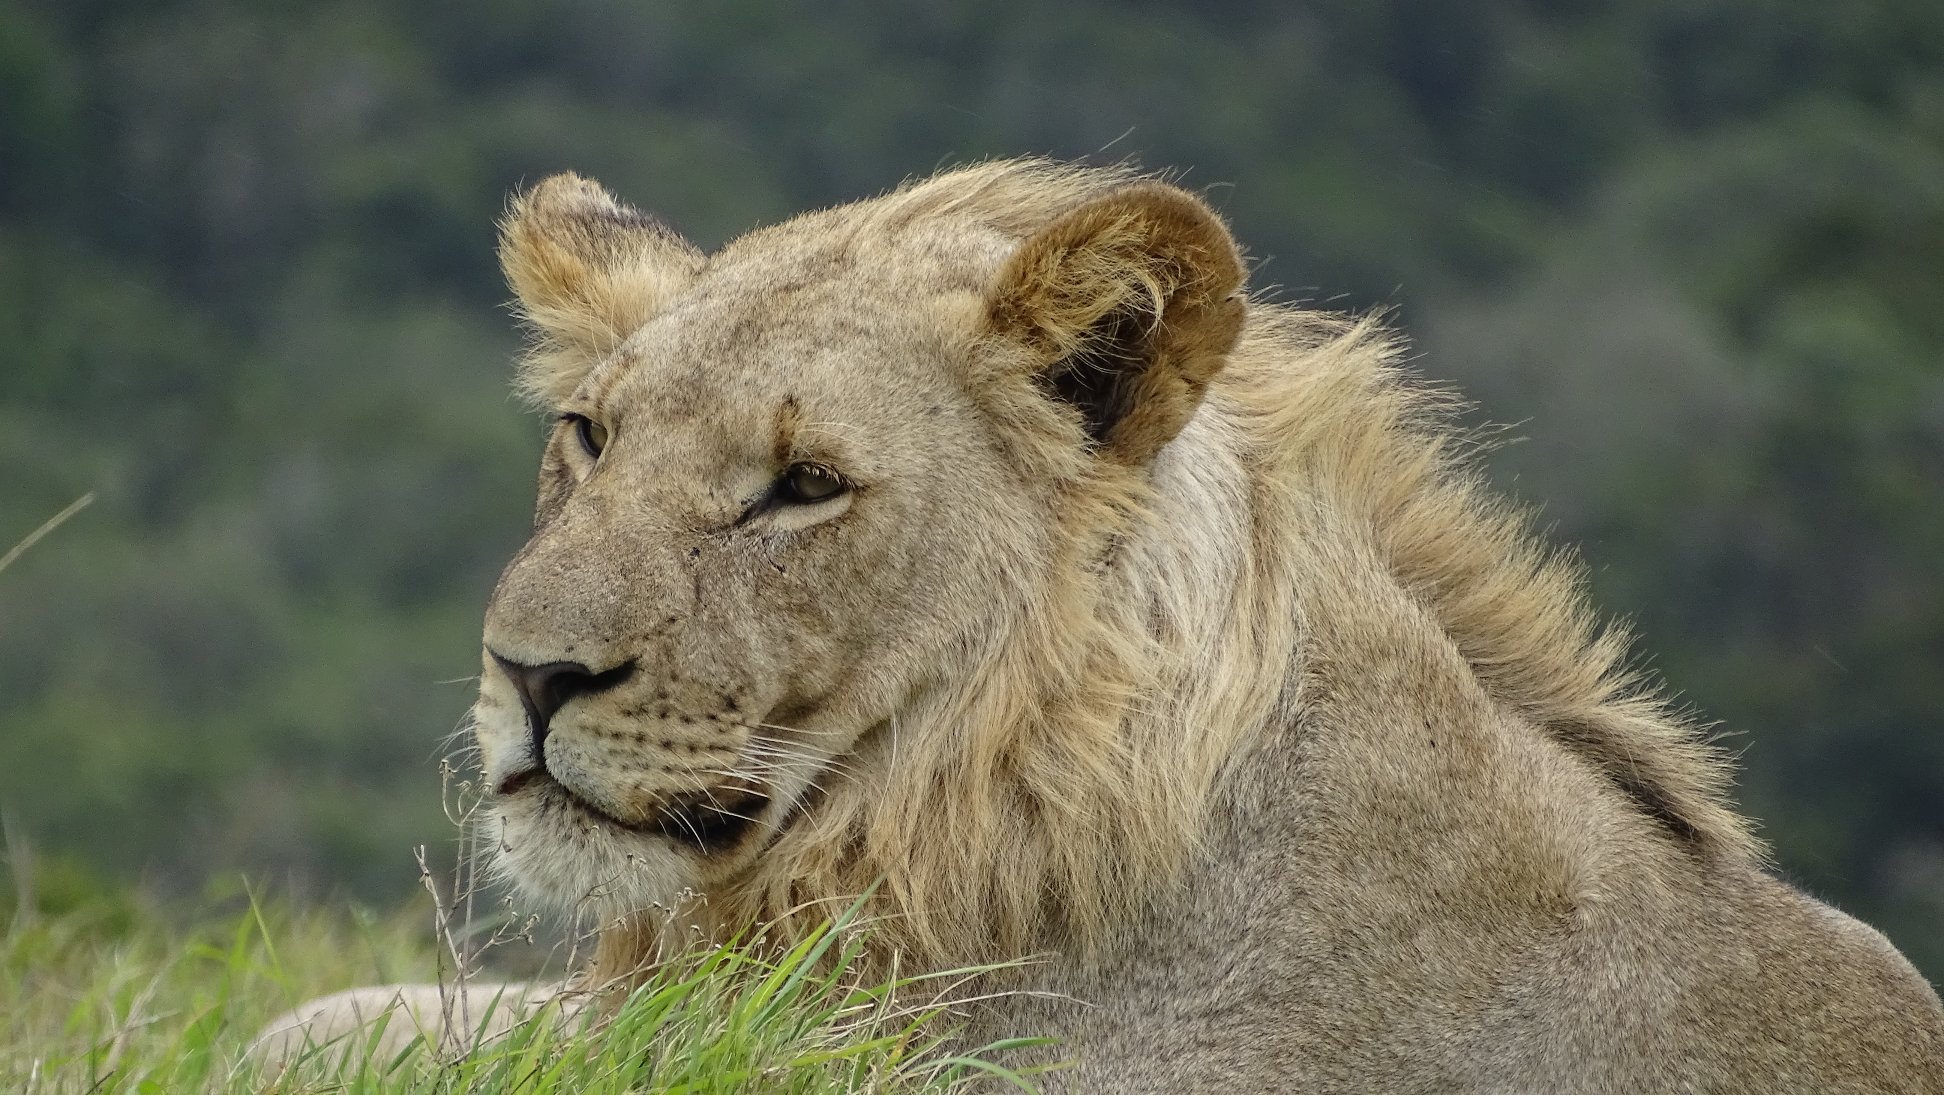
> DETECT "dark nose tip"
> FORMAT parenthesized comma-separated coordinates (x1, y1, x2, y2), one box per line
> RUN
(489, 651, 635, 749)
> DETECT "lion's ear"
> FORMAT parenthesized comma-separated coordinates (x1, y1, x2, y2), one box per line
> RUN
(498, 173, 704, 405)
(986, 182, 1246, 463)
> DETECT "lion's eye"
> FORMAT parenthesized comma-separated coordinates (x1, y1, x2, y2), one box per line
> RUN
(565, 414, 608, 458)
(778, 463, 845, 504)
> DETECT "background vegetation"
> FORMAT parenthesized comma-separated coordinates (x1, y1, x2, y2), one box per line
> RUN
(3, 0, 1940, 992)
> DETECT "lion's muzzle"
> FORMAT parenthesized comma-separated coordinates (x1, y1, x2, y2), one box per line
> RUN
(482, 648, 776, 856)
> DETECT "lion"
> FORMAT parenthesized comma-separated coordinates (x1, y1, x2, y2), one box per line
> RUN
(257, 160, 1944, 1091)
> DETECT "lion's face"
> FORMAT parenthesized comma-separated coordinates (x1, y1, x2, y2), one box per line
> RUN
(475, 272, 1031, 914)
(474, 168, 1244, 923)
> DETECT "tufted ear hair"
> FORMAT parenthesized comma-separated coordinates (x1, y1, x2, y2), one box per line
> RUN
(986, 182, 1246, 464)
(498, 173, 704, 406)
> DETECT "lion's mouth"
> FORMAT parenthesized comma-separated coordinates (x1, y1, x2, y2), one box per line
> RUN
(495, 768, 545, 798)
(494, 768, 769, 854)
(652, 788, 771, 853)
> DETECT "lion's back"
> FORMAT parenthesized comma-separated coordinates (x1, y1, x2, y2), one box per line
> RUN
(968, 713, 1944, 1094)
(988, 867, 1943, 1094)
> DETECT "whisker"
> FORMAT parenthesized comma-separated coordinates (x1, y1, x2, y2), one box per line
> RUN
(747, 718, 848, 739)
(743, 735, 842, 763)
(741, 743, 861, 783)
(703, 763, 863, 792)
(665, 804, 708, 848)
(741, 738, 835, 763)
(745, 731, 844, 757)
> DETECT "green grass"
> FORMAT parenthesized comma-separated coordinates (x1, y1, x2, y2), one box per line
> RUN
(1, 876, 1050, 1093)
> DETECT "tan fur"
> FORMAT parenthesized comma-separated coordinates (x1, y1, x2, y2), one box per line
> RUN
(273, 160, 1942, 1090)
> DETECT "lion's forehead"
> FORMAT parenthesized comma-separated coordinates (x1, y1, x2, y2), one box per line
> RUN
(592, 276, 977, 451)
(579, 208, 1022, 429)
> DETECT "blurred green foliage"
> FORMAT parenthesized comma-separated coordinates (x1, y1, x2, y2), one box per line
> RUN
(2, 0, 1939, 979)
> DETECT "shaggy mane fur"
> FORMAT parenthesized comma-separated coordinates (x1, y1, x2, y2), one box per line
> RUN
(577, 161, 1760, 982)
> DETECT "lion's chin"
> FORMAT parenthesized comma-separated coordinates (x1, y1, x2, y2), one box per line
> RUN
(489, 790, 697, 921)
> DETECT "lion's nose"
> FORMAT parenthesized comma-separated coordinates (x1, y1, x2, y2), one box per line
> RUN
(489, 651, 636, 749)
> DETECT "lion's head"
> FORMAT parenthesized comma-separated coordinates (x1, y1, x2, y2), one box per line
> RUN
(471, 162, 1258, 970)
